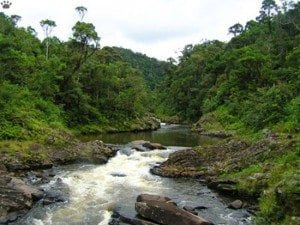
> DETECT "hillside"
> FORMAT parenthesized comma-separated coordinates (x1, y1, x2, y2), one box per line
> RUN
(113, 47, 168, 90)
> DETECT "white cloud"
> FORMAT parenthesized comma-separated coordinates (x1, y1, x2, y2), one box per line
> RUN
(2, 0, 284, 60)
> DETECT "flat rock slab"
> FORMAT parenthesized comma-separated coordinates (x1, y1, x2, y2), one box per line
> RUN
(135, 194, 213, 225)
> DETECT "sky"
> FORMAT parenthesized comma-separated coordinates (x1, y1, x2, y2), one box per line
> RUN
(1, 0, 283, 60)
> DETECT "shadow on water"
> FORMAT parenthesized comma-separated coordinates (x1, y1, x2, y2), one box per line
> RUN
(78, 124, 220, 147)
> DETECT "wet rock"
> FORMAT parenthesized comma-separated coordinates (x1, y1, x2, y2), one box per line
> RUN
(43, 190, 67, 205)
(120, 147, 133, 156)
(48, 168, 56, 177)
(137, 194, 172, 203)
(7, 177, 44, 201)
(135, 200, 213, 225)
(93, 156, 109, 164)
(111, 211, 121, 218)
(111, 173, 127, 177)
(43, 178, 69, 206)
(194, 206, 208, 210)
(142, 143, 167, 150)
(110, 211, 159, 225)
(128, 218, 159, 225)
(183, 206, 198, 215)
(130, 140, 149, 152)
(0, 175, 43, 224)
(228, 200, 243, 209)
(109, 218, 120, 225)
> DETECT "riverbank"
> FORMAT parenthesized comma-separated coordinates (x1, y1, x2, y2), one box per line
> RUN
(0, 116, 160, 169)
(151, 129, 299, 225)
(0, 139, 120, 224)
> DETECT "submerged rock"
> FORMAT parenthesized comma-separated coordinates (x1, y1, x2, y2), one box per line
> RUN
(142, 142, 167, 150)
(111, 172, 127, 177)
(130, 141, 166, 151)
(42, 177, 69, 206)
(183, 206, 198, 215)
(110, 210, 159, 225)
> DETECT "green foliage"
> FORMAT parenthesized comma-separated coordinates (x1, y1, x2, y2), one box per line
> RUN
(0, 82, 64, 140)
(72, 21, 99, 47)
(0, 11, 155, 139)
(112, 47, 168, 90)
(159, 2, 300, 131)
(222, 144, 300, 225)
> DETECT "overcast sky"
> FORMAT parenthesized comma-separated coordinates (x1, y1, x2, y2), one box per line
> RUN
(2, 0, 284, 60)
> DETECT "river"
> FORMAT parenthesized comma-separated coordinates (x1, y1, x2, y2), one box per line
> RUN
(14, 124, 252, 225)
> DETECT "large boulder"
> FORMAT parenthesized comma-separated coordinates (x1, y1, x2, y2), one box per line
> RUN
(130, 141, 166, 151)
(7, 178, 43, 200)
(135, 194, 213, 225)
(0, 176, 44, 224)
(137, 194, 172, 203)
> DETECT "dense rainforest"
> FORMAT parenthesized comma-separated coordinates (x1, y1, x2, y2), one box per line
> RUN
(0, 9, 166, 139)
(157, 1, 300, 133)
(0, 0, 299, 224)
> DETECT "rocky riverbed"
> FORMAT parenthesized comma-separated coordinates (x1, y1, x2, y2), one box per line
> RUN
(0, 140, 118, 224)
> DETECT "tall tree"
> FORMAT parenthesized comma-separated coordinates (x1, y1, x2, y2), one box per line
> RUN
(228, 23, 244, 37)
(71, 21, 100, 71)
(75, 6, 87, 21)
(10, 15, 21, 25)
(40, 19, 56, 60)
(257, 0, 278, 32)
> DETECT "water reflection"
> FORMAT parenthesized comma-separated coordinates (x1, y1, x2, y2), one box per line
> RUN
(79, 124, 219, 147)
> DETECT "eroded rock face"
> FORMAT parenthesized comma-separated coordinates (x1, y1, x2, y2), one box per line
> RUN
(135, 199, 213, 225)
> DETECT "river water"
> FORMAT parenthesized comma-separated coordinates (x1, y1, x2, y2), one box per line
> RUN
(15, 125, 252, 225)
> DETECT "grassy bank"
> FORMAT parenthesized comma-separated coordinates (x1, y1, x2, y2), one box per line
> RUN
(220, 143, 299, 225)
(191, 112, 300, 225)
